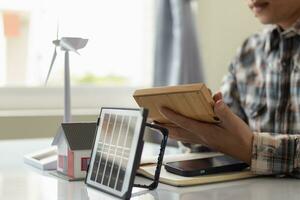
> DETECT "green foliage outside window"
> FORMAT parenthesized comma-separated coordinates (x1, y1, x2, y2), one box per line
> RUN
(74, 74, 129, 86)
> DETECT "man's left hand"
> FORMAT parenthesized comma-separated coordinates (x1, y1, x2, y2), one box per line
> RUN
(158, 92, 254, 164)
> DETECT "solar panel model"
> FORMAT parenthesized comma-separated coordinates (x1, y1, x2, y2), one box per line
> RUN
(86, 107, 168, 200)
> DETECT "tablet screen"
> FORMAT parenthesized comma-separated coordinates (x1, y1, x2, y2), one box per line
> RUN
(170, 155, 244, 170)
(165, 155, 249, 176)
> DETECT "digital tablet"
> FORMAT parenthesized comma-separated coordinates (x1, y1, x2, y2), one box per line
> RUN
(164, 155, 249, 177)
(133, 83, 220, 124)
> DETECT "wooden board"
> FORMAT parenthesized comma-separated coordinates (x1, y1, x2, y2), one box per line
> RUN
(133, 83, 219, 124)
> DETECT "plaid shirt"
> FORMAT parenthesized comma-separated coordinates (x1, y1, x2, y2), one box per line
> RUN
(221, 19, 300, 176)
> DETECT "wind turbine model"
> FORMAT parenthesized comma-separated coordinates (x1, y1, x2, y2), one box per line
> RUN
(45, 36, 88, 122)
(23, 36, 88, 171)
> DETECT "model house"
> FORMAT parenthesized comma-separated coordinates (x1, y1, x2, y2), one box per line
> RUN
(52, 122, 97, 179)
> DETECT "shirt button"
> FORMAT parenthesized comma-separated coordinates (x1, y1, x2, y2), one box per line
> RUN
(282, 61, 287, 67)
(281, 60, 289, 68)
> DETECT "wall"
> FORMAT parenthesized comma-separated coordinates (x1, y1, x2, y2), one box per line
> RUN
(197, 0, 262, 92)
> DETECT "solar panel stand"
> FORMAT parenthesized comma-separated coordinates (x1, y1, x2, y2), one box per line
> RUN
(133, 122, 168, 190)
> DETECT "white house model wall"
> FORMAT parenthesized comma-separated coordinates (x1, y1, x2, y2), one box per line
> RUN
(74, 150, 91, 178)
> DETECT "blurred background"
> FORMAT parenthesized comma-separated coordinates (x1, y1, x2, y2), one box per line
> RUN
(0, 0, 261, 139)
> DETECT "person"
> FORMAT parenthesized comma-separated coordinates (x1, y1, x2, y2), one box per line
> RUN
(159, 0, 300, 176)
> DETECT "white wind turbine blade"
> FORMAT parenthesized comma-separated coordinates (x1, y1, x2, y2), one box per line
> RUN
(56, 23, 59, 40)
(45, 47, 57, 85)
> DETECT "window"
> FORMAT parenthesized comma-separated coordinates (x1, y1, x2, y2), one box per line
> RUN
(0, 0, 154, 87)
(81, 157, 90, 171)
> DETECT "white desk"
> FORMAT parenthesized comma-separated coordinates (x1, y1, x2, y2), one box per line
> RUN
(0, 138, 299, 200)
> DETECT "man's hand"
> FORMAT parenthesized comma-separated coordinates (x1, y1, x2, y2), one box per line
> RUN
(158, 92, 254, 164)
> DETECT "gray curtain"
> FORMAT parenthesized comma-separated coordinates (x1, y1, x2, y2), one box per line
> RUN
(152, 0, 206, 151)
(153, 0, 204, 86)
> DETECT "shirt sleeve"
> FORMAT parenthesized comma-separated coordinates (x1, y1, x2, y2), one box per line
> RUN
(251, 132, 300, 176)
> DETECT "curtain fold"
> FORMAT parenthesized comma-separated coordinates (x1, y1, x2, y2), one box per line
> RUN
(153, 0, 204, 86)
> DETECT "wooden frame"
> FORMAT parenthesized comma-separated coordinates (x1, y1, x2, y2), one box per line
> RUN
(133, 83, 219, 124)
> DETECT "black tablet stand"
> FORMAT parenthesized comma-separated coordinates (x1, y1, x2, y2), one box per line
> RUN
(133, 122, 168, 190)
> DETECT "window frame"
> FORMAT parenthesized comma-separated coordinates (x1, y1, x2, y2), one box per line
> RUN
(0, 86, 138, 112)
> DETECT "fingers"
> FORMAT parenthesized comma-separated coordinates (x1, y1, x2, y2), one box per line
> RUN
(213, 91, 223, 102)
(159, 107, 217, 139)
(214, 99, 240, 129)
(161, 124, 207, 145)
(159, 107, 200, 130)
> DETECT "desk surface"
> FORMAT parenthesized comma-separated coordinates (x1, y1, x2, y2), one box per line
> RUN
(0, 138, 299, 200)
